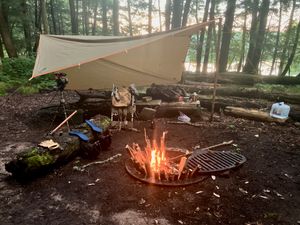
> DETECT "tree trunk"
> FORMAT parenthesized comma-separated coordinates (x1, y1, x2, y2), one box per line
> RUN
(41, 0, 49, 34)
(148, 0, 152, 34)
(101, 0, 108, 35)
(127, 0, 133, 36)
(269, 1, 282, 75)
(49, 0, 57, 34)
(280, 19, 300, 77)
(20, 0, 32, 55)
(237, 12, 247, 72)
(202, 0, 215, 73)
(0, 1, 17, 58)
(219, 0, 237, 72)
(33, 0, 42, 52)
(82, 0, 89, 35)
(243, 0, 259, 74)
(165, 0, 171, 31)
(0, 36, 4, 59)
(278, 0, 296, 76)
(157, 0, 162, 31)
(181, 0, 192, 27)
(69, 0, 78, 34)
(171, 0, 183, 29)
(196, 0, 210, 73)
(250, 0, 270, 74)
(113, 0, 119, 35)
(92, 1, 98, 35)
(58, 5, 64, 34)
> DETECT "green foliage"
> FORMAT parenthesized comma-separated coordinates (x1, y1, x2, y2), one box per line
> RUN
(0, 82, 9, 96)
(0, 57, 55, 95)
(1, 56, 35, 79)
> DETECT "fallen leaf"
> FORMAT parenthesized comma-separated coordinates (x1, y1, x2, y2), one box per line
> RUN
(239, 188, 248, 194)
(139, 198, 146, 205)
(213, 192, 220, 198)
(258, 195, 268, 199)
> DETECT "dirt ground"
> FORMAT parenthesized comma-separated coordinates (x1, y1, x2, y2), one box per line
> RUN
(0, 91, 300, 225)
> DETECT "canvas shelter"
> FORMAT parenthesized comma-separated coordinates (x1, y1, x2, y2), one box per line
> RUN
(31, 21, 212, 90)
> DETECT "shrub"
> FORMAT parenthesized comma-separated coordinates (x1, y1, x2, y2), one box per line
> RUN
(0, 57, 55, 95)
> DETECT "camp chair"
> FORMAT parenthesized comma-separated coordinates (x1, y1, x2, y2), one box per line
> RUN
(111, 84, 137, 130)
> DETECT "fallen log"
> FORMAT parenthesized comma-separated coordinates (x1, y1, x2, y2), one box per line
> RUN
(5, 115, 111, 179)
(196, 86, 300, 105)
(184, 72, 300, 85)
(224, 106, 287, 123)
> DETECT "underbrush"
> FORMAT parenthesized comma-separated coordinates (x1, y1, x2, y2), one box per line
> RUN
(0, 57, 55, 96)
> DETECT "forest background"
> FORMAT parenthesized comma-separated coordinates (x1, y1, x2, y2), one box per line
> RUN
(0, 0, 299, 95)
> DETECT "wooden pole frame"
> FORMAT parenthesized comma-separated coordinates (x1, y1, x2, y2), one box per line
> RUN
(210, 18, 222, 122)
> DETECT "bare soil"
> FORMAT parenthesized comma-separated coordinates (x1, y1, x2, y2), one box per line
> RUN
(0, 92, 300, 225)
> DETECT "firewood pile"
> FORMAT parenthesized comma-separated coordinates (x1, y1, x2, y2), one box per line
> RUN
(126, 130, 197, 181)
(146, 84, 188, 102)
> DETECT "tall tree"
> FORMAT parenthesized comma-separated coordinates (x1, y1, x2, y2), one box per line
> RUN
(148, 0, 152, 34)
(0, 36, 4, 59)
(40, 0, 49, 34)
(49, 0, 57, 34)
(127, 0, 133, 36)
(20, 0, 32, 54)
(101, 0, 108, 35)
(243, 0, 259, 73)
(0, 1, 18, 57)
(113, 0, 119, 35)
(202, 0, 215, 73)
(158, 0, 162, 31)
(92, 0, 98, 35)
(82, 0, 89, 35)
(196, 0, 210, 73)
(165, 0, 171, 31)
(280, 19, 300, 76)
(250, 0, 270, 74)
(69, 0, 78, 34)
(171, 0, 183, 29)
(237, 12, 247, 72)
(181, 0, 192, 27)
(278, 0, 296, 75)
(219, 0, 237, 72)
(269, 0, 282, 75)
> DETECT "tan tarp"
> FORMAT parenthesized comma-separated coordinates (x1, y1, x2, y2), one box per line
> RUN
(31, 21, 212, 90)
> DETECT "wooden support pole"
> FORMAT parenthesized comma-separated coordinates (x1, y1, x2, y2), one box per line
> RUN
(210, 17, 222, 122)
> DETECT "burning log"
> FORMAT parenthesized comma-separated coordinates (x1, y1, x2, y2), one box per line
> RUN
(126, 130, 192, 182)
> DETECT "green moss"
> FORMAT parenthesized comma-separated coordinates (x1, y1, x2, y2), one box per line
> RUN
(24, 152, 55, 168)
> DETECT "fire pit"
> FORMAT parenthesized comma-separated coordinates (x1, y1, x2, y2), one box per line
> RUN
(125, 130, 246, 186)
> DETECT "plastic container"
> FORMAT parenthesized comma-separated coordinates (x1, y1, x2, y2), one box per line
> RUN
(270, 102, 290, 119)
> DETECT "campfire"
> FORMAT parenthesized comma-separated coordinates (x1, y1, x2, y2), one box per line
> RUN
(125, 130, 247, 186)
(126, 130, 197, 182)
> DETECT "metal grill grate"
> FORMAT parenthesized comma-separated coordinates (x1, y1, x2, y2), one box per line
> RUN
(186, 151, 246, 173)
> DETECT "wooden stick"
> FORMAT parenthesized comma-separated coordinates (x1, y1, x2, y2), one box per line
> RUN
(169, 140, 233, 161)
(50, 110, 77, 135)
